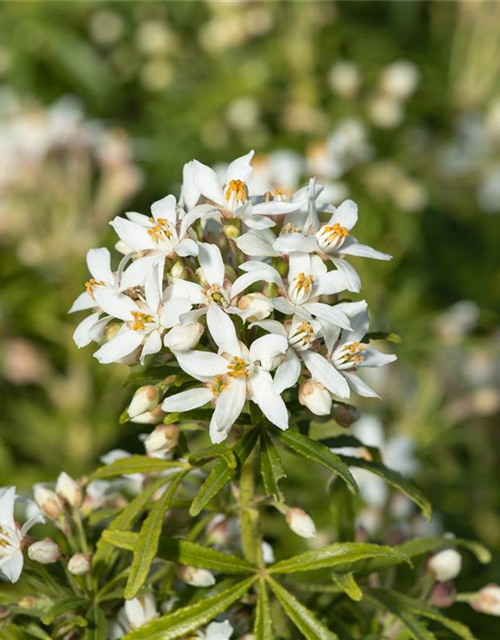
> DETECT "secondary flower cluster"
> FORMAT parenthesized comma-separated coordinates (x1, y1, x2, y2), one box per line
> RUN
(71, 151, 396, 443)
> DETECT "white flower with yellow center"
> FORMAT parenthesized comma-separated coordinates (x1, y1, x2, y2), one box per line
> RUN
(162, 304, 289, 443)
(0, 487, 44, 583)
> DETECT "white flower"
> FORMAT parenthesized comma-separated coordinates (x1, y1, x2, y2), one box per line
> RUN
(196, 620, 234, 640)
(286, 508, 316, 539)
(429, 549, 462, 582)
(162, 304, 289, 443)
(0, 487, 44, 583)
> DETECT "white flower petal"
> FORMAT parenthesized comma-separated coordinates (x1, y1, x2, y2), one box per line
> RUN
(198, 242, 225, 286)
(0, 486, 16, 531)
(144, 257, 164, 312)
(314, 270, 350, 296)
(288, 252, 311, 282)
(251, 369, 288, 430)
(249, 334, 288, 365)
(338, 305, 369, 344)
(249, 319, 288, 337)
(87, 248, 113, 284)
(174, 351, 228, 382)
(73, 312, 101, 348)
(0, 550, 23, 583)
(161, 298, 193, 329)
(166, 279, 203, 305)
(210, 378, 246, 444)
(151, 194, 177, 225)
(330, 199, 358, 230)
(192, 160, 224, 206)
(69, 291, 94, 313)
(94, 290, 137, 322)
(358, 348, 397, 368)
(230, 269, 282, 298)
(305, 302, 351, 330)
(126, 211, 151, 226)
(273, 350, 301, 394)
(226, 150, 254, 183)
(162, 387, 212, 413)
(273, 233, 317, 254)
(140, 330, 162, 364)
(120, 256, 158, 291)
(235, 230, 279, 258)
(330, 257, 361, 294)
(94, 329, 143, 364)
(343, 371, 380, 398)
(181, 161, 201, 211)
(179, 203, 217, 238)
(110, 217, 156, 251)
(301, 350, 350, 398)
(341, 236, 392, 260)
(175, 238, 199, 257)
(207, 304, 241, 356)
(252, 200, 305, 216)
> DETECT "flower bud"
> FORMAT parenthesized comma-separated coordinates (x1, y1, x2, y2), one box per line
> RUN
(145, 424, 179, 454)
(124, 594, 158, 629)
(175, 564, 215, 587)
(68, 552, 91, 576)
(430, 581, 456, 608)
(332, 403, 360, 428)
(471, 584, 500, 616)
(28, 538, 61, 564)
(298, 380, 332, 416)
(238, 293, 273, 322)
(33, 485, 64, 519)
(164, 323, 203, 351)
(428, 549, 462, 582)
(286, 508, 316, 539)
(56, 472, 83, 508)
(223, 224, 241, 239)
(128, 385, 160, 419)
(129, 405, 165, 424)
(170, 261, 187, 279)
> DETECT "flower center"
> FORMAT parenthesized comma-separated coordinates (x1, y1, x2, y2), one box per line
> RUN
(264, 188, 287, 202)
(130, 311, 154, 332)
(0, 525, 10, 549)
(204, 284, 229, 307)
(316, 222, 349, 252)
(209, 375, 228, 397)
(224, 179, 248, 207)
(147, 217, 173, 244)
(289, 321, 316, 351)
(282, 222, 302, 234)
(333, 341, 365, 369)
(289, 272, 314, 304)
(85, 278, 105, 299)
(227, 356, 249, 379)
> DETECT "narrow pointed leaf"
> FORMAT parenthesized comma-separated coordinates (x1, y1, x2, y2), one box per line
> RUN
(122, 576, 256, 639)
(273, 429, 358, 492)
(268, 577, 339, 640)
(260, 431, 286, 501)
(41, 598, 88, 625)
(332, 572, 362, 601)
(254, 578, 274, 640)
(89, 455, 187, 481)
(102, 530, 137, 551)
(339, 455, 431, 520)
(189, 444, 237, 469)
(125, 472, 187, 599)
(85, 604, 107, 640)
(159, 539, 255, 574)
(190, 428, 259, 517)
(269, 542, 409, 574)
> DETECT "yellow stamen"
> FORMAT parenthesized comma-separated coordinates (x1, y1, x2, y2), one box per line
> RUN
(225, 179, 247, 204)
(85, 278, 105, 299)
(294, 272, 314, 294)
(227, 356, 248, 379)
(209, 375, 228, 396)
(324, 222, 349, 243)
(147, 217, 173, 243)
(130, 310, 154, 332)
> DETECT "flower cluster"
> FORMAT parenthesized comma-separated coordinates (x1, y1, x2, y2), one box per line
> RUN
(71, 151, 396, 444)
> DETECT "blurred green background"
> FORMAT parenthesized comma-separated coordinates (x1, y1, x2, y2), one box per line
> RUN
(0, 0, 499, 634)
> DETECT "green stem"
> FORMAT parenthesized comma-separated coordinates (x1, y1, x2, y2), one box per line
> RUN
(239, 451, 263, 567)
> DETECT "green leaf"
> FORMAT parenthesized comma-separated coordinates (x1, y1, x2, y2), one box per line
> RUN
(269, 542, 409, 575)
(159, 538, 255, 574)
(88, 455, 187, 481)
(85, 604, 107, 640)
(122, 576, 256, 639)
(273, 429, 358, 493)
(190, 428, 259, 517)
(339, 455, 431, 520)
(260, 431, 286, 502)
(125, 472, 187, 600)
(189, 444, 237, 469)
(267, 577, 339, 640)
(102, 530, 137, 551)
(364, 331, 402, 344)
(125, 365, 180, 386)
(366, 589, 477, 640)
(254, 578, 274, 640)
(41, 597, 88, 625)
(320, 436, 382, 463)
(332, 572, 363, 601)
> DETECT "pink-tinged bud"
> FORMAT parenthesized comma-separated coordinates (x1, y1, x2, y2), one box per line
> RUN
(298, 380, 332, 416)
(471, 584, 500, 616)
(332, 403, 360, 428)
(28, 538, 61, 564)
(56, 472, 82, 508)
(428, 549, 462, 582)
(68, 552, 91, 576)
(286, 508, 316, 539)
(175, 564, 215, 587)
(238, 293, 273, 322)
(145, 424, 179, 454)
(430, 581, 456, 608)
(164, 323, 204, 352)
(128, 385, 160, 419)
(129, 405, 165, 425)
(33, 485, 64, 519)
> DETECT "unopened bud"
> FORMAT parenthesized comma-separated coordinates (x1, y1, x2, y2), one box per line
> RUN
(18, 596, 40, 610)
(238, 293, 273, 322)
(129, 405, 165, 424)
(170, 261, 187, 279)
(129, 385, 160, 419)
(56, 472, 82, 508)
(298, 380, 332, 416)
(33, 485, 64, 519)
(430, 581, 456, 608)
(164, 323, 203, 351)
(68, 552, 91, 576)
(175, 564, 215, 587)
(28, 538, 61, 564)
(145, 424, 179, 454)
(428, 549, 462, 582)
(332, 403, 360, 428)
(223, 224, 241, 239)
(471, 584, 500, 616)
(286, 508, 316, 539)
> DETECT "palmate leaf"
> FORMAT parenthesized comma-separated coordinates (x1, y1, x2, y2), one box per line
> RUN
(260, 431, 286, 501)
(254, 578, 274, 640)
(269, 542, 409, 575)
(125, 472, 188, 600)
(365, 589, 478, 640)
(122, 576, 256, 639)
(88, 455, 188, 482)
(190, 428, 260, 517)
(339, 455, 431, 520)
(272, 428, 358, 493)
(267, 577, 339, 640)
